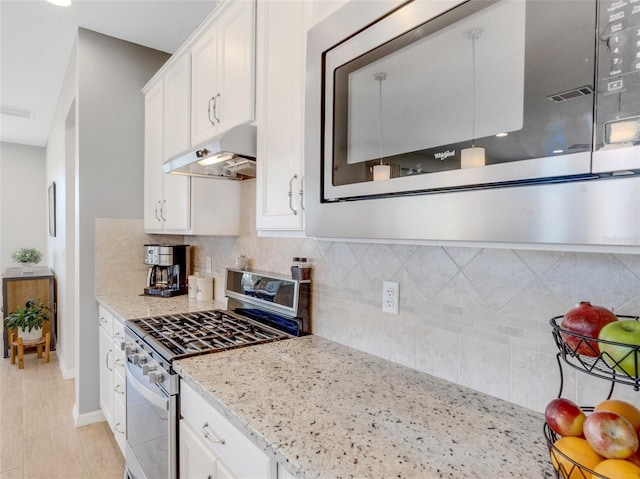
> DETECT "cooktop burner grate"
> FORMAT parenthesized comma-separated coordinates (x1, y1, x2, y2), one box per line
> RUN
(130, 310, 290, 358)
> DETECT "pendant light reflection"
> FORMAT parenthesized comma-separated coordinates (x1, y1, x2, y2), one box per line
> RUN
(373, 72, 391, 181)
(461, 28, 485, 169)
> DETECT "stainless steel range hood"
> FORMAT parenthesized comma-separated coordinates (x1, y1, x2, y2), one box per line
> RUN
(162, 124, 257, 179)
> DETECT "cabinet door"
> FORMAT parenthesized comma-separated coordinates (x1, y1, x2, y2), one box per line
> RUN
(145, 79, 191, 233)
(255, 0, 305, 232)
(216, 0, 255, 132)
(98, 325, 113, 428)
(217, 460, 239, 479)
(162, 173, 191, 231)
(180, 419, 218, 479)
(164, 54, 191, 161)
(144, 81, 165, 232)
(191, 27, 219, 146)
(113, 391, 126, 455)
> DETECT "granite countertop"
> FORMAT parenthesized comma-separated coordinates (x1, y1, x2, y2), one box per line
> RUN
(175, 336, 553, 479)
(96, 294, 227, 320)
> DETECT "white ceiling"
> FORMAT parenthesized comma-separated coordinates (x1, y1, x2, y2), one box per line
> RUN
(0, 0, 218, 147)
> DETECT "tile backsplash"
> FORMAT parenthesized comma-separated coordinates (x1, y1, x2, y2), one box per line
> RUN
(96, 181, 640, 414)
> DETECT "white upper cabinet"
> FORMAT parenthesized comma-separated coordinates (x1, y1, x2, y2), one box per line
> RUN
(142, 0, 252, 236)
(144, 81, 166, 232)
(255, 0, 308, 233)
(191, 0, 255, 146)
(144, 80, 191, 233)
(164, 54, 192, 161)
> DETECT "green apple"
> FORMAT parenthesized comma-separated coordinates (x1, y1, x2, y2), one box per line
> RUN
(598, 320, 640, 377)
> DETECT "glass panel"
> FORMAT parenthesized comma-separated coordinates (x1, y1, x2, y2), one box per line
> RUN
(330, 0, 596, 186)
(226, 270, 296, 308)
(126, 371, 170, 479)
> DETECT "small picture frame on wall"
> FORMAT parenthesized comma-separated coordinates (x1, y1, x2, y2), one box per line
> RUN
(48, 181, 56, 237)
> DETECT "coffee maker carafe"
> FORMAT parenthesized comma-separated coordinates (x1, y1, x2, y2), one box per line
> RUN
(143, 244, 190, 297)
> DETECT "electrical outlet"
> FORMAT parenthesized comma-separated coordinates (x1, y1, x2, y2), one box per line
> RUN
(382, 280, 399, 314)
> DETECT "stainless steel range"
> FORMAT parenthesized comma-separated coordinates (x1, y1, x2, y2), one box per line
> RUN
(123, 268, 310, 479)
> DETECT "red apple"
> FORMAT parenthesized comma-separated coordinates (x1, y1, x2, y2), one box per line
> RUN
(560, 301, 618, 357)
(545, 398, 587, 437)
(583, 410, 639, 459)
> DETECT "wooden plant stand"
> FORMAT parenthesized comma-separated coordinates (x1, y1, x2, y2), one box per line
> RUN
(9, 331, 50, 369)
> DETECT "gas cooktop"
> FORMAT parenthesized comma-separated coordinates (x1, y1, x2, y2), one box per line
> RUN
(127, 309, 291, 359)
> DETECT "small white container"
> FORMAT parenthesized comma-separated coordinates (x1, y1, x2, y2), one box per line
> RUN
(188, 274, 199, 299)
(196, 276, 213, 301)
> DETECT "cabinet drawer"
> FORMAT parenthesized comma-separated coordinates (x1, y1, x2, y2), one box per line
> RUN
(113, 394, 126, 455)
(181, 380, 272, 479)
(113, 317, 126, 376)
(114, 368, 126, 402)
(113, 352, 126, 377)
(98, 305, 113, 337)
(113, 319, 125, 346)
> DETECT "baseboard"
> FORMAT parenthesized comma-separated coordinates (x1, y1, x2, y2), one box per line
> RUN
(73, 404, 105, 427)
(57, 354, 75, 380)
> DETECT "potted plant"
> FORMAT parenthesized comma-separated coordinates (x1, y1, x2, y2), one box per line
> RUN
(4, 298, 51, 342)
(11, 248, 43, 273)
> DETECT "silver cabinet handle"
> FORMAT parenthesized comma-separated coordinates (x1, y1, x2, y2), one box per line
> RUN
(155, 201, 161, 222)
(201, 422, 225, 445)
(213, 93, 221, 124)
(299, 175, 305, 211)
(114, 331, 123, 342)
(114, 422, 125, 435)
(114, 384, 125, 395)
(161, 200, 167, 222)
(288, 174, 299, 215)
(207, 96, 216, 126)
(212, 93, 221, 124)
(106, 349, 113, 372)
(114, 358, 125, 368)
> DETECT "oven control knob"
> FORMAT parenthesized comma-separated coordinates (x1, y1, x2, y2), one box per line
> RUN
(121, 342, 137, 356)
(148, 370, 164, 384)
(131, 353, 147, 365)
(142, 362, 157, 375)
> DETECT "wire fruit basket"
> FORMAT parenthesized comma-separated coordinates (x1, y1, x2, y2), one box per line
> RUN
(550, 314, 640, 392)
(546, 314, 640, 478)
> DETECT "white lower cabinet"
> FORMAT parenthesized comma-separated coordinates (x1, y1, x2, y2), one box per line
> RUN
(180, 419, 219, 479)
(97, 305, 126, 456)
(276, 466, 296, 479)
(98, 307, 114, 428)
(180, 380, 276, 479)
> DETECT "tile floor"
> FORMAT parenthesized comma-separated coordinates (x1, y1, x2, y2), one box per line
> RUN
(0, 350, 125, 478)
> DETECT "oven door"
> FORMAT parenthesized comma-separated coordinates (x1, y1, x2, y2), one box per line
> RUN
(125, 358, 177, 479)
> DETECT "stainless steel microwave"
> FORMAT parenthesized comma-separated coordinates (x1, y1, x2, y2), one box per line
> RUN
(304, 0, 640, 247)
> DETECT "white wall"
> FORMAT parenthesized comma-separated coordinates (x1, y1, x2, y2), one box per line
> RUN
(46, 28, 169, 425)
(0, 142, 48, 271)
(46, 39, 77, 379)
(0, 142, 48, 356)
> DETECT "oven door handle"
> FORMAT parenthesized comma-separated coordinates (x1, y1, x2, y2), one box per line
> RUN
(126, 360, 169, 411)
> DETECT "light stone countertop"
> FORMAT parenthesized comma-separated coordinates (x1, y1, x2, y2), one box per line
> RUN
(175, 335, 553, 479)
(96, 294, 227, 320)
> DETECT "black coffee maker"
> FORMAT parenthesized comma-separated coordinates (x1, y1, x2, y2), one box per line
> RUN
(143, 244, 190, 297)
